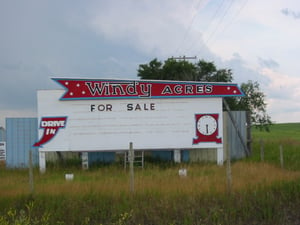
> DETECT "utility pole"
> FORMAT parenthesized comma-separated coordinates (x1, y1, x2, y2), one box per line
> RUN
(171, 56, 197, 61)
(169, 56, 197, 80)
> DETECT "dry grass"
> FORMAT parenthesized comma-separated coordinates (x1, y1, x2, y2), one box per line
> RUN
(1, 162, 300, 225)
(231, 162, 300, 190)
(0, 169, 29, 197)
(1, 162, 299, 198)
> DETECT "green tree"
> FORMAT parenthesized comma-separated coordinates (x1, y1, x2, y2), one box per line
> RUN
(236, 81, 272, 131)
(138, 58, 232, 82)
(137, 58, 163, 80)
(137, 58, 271, 130)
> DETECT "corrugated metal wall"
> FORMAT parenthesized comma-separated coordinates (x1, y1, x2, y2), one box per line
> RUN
(189, 148, 217, 162)
(6, 118, 39, 168)
(45, 152, 80, 162)
(223, 111, 249, 160)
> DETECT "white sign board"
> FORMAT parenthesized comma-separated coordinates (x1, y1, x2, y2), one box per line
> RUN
(36, 90, 223, 152)
(0, 142, 6, 161)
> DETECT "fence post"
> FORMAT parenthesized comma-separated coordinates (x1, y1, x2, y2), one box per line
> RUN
(280, 145, 284, 169)
(29, 149, 34, 195)
(129, 142, 134, 194)
(226, 143, 232, 195)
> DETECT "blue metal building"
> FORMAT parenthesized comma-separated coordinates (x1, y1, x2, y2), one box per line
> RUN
(88, 152, 115, 166)
(6, 118, 39, 168)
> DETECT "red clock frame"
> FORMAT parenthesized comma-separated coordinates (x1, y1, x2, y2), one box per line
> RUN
(193, 113, 222, 144)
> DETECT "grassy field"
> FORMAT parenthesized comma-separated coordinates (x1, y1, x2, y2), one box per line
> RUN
(0, 123, 299, 225)
(249, 123, 300, 170)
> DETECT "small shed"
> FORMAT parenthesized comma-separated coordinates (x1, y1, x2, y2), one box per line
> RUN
(5, 118, 39, 168)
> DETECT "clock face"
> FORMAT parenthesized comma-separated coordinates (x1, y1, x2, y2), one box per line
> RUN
(197, 115, 218, 136)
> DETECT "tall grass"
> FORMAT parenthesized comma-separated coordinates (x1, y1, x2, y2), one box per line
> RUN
(1, 162, 300, 224)
(1, 162, 299, 198)
(0, 123, 300, 224)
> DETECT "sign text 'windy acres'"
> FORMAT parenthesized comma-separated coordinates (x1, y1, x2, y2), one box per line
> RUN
(53, 78, 244, 100)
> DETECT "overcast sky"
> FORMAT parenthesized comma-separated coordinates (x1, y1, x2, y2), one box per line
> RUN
(1, 0, 300, 127)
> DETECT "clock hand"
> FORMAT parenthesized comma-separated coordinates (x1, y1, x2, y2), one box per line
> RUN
(206, 124, 209, 134)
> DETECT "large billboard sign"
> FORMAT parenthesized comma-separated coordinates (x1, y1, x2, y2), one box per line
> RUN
(35, 78, 244, 152)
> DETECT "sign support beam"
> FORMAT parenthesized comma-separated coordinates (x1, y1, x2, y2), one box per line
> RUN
(39, 151, 46, 173)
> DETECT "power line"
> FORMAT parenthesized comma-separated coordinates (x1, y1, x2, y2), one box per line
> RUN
(203, 0, 235, 46)
(191, 0, 245, 56)
(208, 0, 249, 49)
(174, 0, 206, 55)
(183, 0, 227, 54)
(174, 0, 248, 60)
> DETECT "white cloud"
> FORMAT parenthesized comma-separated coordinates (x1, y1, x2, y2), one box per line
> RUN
(267, 98, 300, 123)
(0, 0, 300, 125)
(0, 110, 37, 128)
(207, 0, 300, 70)
(258, 58, 279, 70)
(281, 8, 300, 19)
(260, 68, 300, 122)
(260, 68, 300, 98)
(88, 0, 202, 56)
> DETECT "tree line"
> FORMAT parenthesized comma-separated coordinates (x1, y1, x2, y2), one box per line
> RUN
(137, 58, 272, 131)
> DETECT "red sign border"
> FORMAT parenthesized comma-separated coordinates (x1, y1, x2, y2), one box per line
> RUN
(52, 78, 245, 100)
